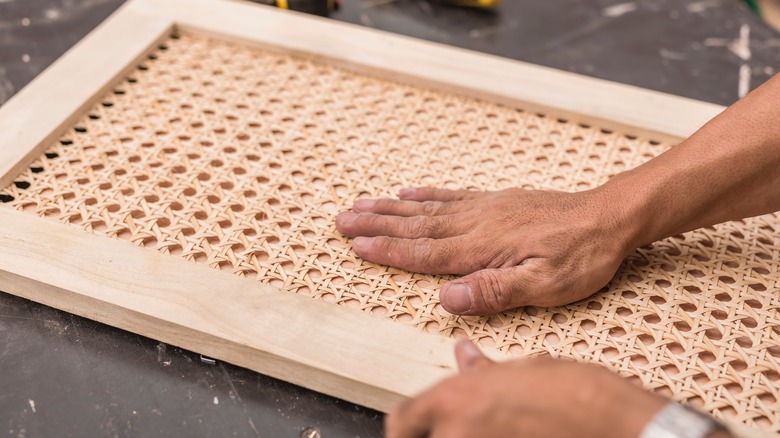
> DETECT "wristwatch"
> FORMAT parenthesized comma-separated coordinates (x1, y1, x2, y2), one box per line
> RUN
(640, 403, 729, 438)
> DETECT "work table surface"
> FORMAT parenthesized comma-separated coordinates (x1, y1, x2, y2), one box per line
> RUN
(1, 0, 778, 437)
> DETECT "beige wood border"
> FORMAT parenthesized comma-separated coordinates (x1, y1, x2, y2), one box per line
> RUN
(0, 0, 728, 188)
(0, 2, 172, 188)
(0, 0, 766, 436)
(0, 208, 456, 412)
(129, 0, 726, 143)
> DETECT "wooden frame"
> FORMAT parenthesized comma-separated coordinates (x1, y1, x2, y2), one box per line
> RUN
(0, 0, 766, 436)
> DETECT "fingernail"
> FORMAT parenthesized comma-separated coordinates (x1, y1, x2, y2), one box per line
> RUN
(353, 199, 376, 211)
(457, 340, 483, 360)
(336, 212, 358, 226)
(398, 188, 416, 198)
(442, 283, 472, 314)
(353, 236, 373, 252)
(455, 340, 489, 372)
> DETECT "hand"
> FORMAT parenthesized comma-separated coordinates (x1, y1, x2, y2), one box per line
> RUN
(385, 341, 668, 438)
(335, 187, 634, 315)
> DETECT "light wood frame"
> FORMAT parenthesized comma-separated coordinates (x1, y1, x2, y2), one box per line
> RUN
(0, 0, 766, 436)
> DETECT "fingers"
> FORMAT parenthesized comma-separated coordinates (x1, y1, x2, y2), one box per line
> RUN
(385, 393, 437, 438)
(386, 341, 494, 438)
(339, 190, 478, 240)
(440, 266, 536, 315)
(336, 212, 470, 239)
(455, 340, 493, 372)
(352, 236, 471, 274)
(399, 187, 480, 202)
(352, 198, 469, 217)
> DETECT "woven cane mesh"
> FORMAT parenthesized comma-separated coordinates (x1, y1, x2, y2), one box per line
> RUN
(1, 33, 778, 430)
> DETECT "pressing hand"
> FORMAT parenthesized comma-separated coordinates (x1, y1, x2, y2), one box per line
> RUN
(336, 187, 634, 315)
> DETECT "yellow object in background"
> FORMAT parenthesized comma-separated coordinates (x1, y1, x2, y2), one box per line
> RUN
(434, 0, 502, 8)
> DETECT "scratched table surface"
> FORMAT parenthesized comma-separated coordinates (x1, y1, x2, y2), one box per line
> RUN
(0, 0, 779, 437)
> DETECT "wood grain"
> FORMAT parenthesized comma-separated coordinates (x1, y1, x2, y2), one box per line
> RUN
(0, 0, 773, 436)
(127, 0, 725, 143)
(0, 203, 768, 436)
(0, 2, 172, 188)
(0, 207, 456, 412)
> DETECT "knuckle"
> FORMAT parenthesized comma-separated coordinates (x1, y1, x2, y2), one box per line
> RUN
(359, 213, 380, 229)
(411, 238, 434, 265)
(383, 237, 412, 265)
(476, 270, 514, 311)
(412, 238, 431, 257)
(405, 216, 434, 238)
(372, 236, 392, 253)
(421, 201, 440, 216)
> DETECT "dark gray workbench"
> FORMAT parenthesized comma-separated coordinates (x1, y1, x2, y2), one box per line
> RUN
(1, 1, 778, 437)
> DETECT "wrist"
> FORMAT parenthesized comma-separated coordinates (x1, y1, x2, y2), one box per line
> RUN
(639, 402, 730, 438)
(588, 177, 654, 257)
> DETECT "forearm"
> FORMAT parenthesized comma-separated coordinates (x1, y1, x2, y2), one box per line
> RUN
(600, 73, 780, 251)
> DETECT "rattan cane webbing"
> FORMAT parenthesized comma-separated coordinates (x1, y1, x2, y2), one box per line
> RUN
(1, 33, 778, 430)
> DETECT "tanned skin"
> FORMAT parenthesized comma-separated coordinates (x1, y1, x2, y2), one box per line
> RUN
(337, 75, 780, 437)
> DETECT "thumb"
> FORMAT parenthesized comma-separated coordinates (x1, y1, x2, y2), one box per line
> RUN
(439, 266, 533, 316)
(455, 340, 493, 372)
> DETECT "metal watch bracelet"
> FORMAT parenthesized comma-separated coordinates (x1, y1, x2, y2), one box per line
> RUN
(640, 403, 729, 438)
